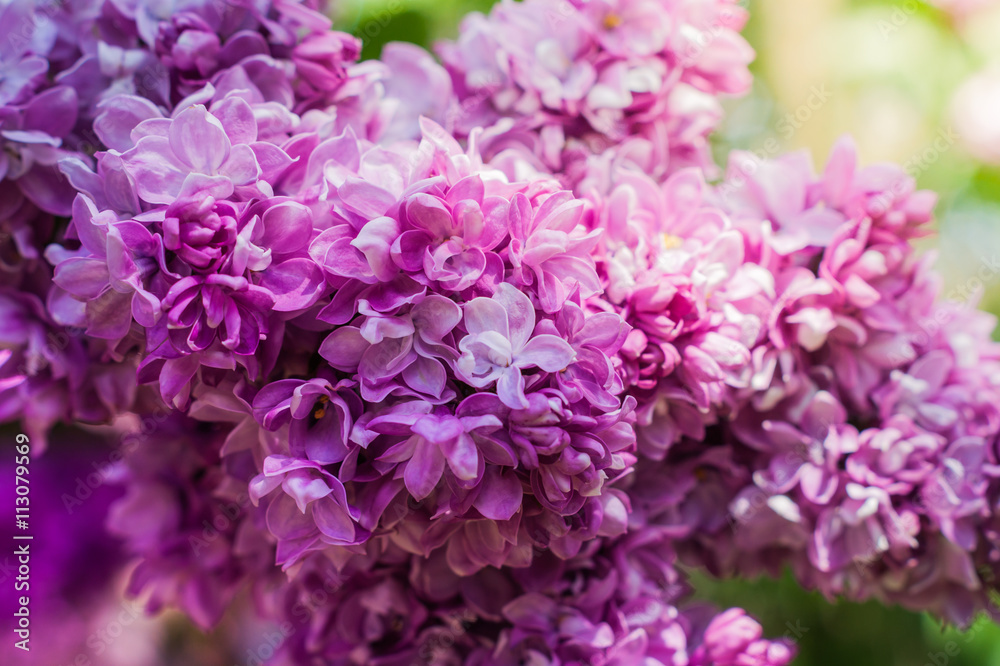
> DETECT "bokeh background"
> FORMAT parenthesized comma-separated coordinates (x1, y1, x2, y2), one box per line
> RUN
(327, 0, 1000, 663)
(12, 1, 1000, 665)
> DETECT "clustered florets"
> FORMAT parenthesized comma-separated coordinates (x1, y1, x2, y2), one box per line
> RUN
(5, 0, 1000, 663)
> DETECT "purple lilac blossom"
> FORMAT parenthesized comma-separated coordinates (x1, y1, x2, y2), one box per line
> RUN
(246, 119, 639, 572)
(251, 526, 794, 665)
(8, 0, 1000, 661)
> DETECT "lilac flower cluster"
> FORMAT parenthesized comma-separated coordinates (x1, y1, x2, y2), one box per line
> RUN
(589, 136, 1000, 627)
(7, 0, 1000, 662)
(261, 532, 794, 665)
(671, 140, 1000, 626)
(109, 417, 794, 664)
(437, 0, 754, 185)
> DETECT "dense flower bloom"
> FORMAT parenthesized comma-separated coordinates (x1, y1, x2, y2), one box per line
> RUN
(638, 139, 1000, 626)
(235, 120, 641, 572)
(0, 282, 138, 450)
(252, 528, 794, 665)
(9, 0, 1000, 661)
(107, 416, 274, 629)
(437, 0, 754, 183)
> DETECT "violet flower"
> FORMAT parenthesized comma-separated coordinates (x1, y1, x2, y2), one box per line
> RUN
(457, 282, 576, 409)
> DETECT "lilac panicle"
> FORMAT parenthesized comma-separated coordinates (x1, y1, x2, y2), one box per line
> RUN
(10, 0, 1000, 659)
(437, 0, 754, 185)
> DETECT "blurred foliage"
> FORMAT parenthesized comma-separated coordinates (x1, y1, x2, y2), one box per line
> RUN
(333, 0, 494, 58)
(329, 0, 1000, 663)
(690, 569, 1000, 666)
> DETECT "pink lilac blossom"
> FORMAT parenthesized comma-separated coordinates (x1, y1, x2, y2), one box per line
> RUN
(641, 138, 1000, 627)
(6, 0, 1000, 661)
(436, 0, 754, 185)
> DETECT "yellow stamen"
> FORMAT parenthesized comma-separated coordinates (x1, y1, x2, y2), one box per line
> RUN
(603, 13, 622, 29)
(662, 233, 683, 250)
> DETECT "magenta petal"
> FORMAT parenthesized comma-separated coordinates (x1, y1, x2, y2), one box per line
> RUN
(266, 494, 318, 540)
(257, 258, 326, 312)
(441, 432, 480, 481)
(412, 294, 462, 340)
(313, 498, 356, 542)
(463, 297, 509, 338)
(517, 334, 576, 372)
(159, 355, 201, 407)
(402, 355, 447, 397)
(53, 257, 110, 299)
(177, 173, 235, 201)
(60, 158, 106, 209)
(211, 95, 258, 144)
(94, 95, 163, 151)
(406, 193, 454, 236)
(220, 143, 261, 186)
(445, 174, 485, 207)
(474, 467, 523, 520)
(23, 85, 78, 138)
(123, 136, 188, 204)
(249, 473, 284, 504)
(351, 216, 400, 282)
(496, 366, 528, 409)
(302, 416, 351, 465)
(494, 283, 535, 349)
(252, 380, 297, 429)
(404, 438, 446, 500)
(503, 593, 557, 629)
(17, 165, 74, 216)
(282, 474, 333, 512)
(320, 327, 369, 371)
(169, 106, 230, 173)
(339, 178, 397, 218)
(84, 289, 132, 340)
(252, 141, 295, 183)
(131, 289, 160, 327)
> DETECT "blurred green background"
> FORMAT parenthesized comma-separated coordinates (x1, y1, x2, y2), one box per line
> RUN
(327, 0, 1000, 663)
